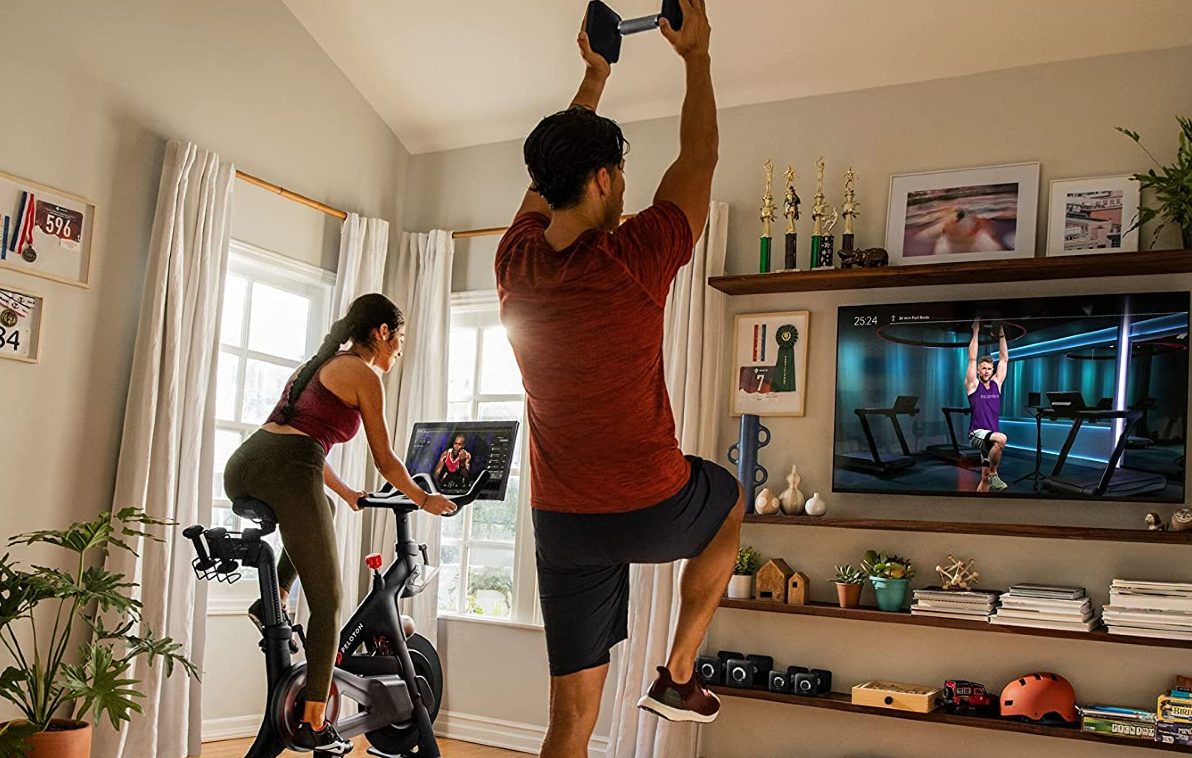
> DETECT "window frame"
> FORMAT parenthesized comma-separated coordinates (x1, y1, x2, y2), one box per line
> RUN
(207, 239, 335, 614)
(440, 290, 541, 628)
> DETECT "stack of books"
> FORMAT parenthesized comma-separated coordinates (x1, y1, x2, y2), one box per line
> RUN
(909, 587, 999, 621)
(990, 583, 1097, 632)
(1103, 580, 1192, 641)
(1078, 704, 1157, 741)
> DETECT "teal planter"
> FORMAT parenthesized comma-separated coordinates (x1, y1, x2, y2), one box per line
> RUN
(869, 576, 910, 612)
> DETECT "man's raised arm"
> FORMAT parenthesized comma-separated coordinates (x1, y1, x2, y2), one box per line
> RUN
(513, 27, 612, 219)
(654, 0, 717, 238)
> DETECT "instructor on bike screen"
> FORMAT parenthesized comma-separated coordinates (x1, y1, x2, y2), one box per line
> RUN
(222, 293, 455, 755)
(496, 2, 744, 755)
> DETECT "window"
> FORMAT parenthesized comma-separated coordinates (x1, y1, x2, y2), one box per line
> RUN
(209, 240, 333, 605)
(439, 292, 538, 625)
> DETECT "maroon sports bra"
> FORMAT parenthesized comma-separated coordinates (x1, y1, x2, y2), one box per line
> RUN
(267, 354, 362, 454)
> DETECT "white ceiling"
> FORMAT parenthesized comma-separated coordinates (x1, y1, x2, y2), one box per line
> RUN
(282, 0, 1192, 155)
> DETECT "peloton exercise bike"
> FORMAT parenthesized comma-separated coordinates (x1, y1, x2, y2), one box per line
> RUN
(186, 470, 491, 757)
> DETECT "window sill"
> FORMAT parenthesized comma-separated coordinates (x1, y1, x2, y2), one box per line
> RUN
(438, 612, 543, 633)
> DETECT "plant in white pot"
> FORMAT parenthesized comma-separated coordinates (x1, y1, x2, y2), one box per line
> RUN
(727, 545, 761, 600)
(0, 508, 197, 758)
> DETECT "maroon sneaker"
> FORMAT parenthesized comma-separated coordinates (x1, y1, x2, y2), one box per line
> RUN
(637, 666, 721, 723)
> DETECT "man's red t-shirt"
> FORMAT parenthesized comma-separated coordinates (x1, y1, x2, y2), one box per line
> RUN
(495, 202, 694, 514)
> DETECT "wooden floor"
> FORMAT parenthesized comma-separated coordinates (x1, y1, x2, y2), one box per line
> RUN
(200, 735, 526, 757)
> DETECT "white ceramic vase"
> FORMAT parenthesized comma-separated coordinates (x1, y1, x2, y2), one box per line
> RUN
(779, 464, 806, 515)
(727, 574, 754, 599)
(805, 492, 827, 516)
(754, 487, 780, 515)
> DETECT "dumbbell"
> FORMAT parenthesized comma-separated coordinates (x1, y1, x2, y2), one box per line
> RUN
(183, 525, 216, 572)
(696, 650, 743, 685)
(584, 0, 684, 64)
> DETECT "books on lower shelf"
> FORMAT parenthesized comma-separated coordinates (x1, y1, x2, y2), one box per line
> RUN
(990, 584, 1098, 632)
(1106, 580, 1192, 640)
(910, 587, 999, 622)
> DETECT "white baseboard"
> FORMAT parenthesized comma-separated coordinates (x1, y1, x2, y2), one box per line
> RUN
(203, 708, 610, 757)
(437, 709, 609, 757)
(202, 714, 262, 742)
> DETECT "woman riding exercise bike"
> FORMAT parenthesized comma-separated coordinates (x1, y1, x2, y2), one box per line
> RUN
(223, 292, 455, 755)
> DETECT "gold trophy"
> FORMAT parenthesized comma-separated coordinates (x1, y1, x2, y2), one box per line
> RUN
(811, 157, 833, 269)
(759, 160, 777, 273)
(783, 166, 801, 270)
(841, 167, 859, 253)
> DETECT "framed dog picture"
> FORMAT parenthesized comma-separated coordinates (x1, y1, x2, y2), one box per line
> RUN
(1046, 175, 1139, 256)
(732, 311, 810, 417)
(885, 162, 1039, 265)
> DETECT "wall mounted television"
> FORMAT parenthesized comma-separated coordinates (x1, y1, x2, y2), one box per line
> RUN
(833, 292, 1188, 502)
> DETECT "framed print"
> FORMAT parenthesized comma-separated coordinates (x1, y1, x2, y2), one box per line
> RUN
(0, 170, 96, 288)
(885, 162, 1039, 265)
(0, 284, 44, 363)
(1046, 175, 1139, 256)
(732, 311, 810, 417)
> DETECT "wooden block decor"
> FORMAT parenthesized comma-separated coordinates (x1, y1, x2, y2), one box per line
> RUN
(755, 558, 794, 603)
(787, 571, 810, 606)
(851, 680, 942, 713)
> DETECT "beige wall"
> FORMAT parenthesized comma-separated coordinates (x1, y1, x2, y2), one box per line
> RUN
(406, 46, 1192, 755)
(0, 0, 407, 727)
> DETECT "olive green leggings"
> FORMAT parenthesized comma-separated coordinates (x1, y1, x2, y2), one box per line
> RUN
(223, 430, 341, 702)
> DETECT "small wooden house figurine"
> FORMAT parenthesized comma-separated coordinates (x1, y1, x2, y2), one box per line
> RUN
(755, 558, 794, 603)
(787, 571, 810, 606)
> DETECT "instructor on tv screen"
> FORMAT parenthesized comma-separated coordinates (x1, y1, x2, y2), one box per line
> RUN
(966, 317, 1010, 493)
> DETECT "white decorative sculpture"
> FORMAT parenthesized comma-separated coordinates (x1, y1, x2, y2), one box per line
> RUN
(754, 487, 780, 516)
(778, 464, 806, 515)
(805, 492, 827, 517)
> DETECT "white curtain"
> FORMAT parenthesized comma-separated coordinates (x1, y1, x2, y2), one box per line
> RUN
(95, 140, 234, 758)
(605, 201, 729, 758)
(374, 229, 454, 647)
(327, 214, 390, 622)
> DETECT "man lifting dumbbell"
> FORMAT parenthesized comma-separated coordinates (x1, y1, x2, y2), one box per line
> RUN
(496, 1, 742, 756)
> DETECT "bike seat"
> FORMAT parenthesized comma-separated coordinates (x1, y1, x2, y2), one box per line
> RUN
(232, 497, 278, 529)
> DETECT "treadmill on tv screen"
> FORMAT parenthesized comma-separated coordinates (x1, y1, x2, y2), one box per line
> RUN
(833, 292, 1188, 502)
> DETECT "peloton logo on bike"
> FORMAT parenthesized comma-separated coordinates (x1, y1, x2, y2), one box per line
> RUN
(340, 622, 365, 653)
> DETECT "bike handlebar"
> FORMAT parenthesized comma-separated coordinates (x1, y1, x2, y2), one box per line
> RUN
(356, 470, 490, 517)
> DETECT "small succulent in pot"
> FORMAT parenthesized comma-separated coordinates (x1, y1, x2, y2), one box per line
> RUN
(831, 564, 866, 585)
(862, 550, 916, 580)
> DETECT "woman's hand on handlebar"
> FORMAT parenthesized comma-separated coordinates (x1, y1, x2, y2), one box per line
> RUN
(348, 490, 368, 512)
(421, 492, 457, 516)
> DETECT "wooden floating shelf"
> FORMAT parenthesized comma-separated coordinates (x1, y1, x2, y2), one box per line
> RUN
(720, 598, 1192, 651)
(709, 686, 1192, 753)
(742, 513, 1192, 544)
(708, 248, 1192, 295)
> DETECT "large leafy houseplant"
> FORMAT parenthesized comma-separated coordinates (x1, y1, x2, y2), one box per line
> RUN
(1116, 116, 1192, 249)
(0, 508, 197, 757)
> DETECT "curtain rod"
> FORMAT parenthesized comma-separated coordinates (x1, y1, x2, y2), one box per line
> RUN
(453, 213, 637, 239)
(235, 170, 349, 221)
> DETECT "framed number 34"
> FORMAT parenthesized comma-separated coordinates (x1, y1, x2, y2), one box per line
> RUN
(0, 284, 45, 363)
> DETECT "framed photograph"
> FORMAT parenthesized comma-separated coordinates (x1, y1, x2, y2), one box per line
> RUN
(0, 170, 96, 288)
(885, 162, 1039, 265)
(1046, 175, 1139, 256)
(0, 284, 45, 363)
(732, 311, 810, 417)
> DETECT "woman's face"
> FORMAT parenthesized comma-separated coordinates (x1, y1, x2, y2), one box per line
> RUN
(374, 324, 406, 372)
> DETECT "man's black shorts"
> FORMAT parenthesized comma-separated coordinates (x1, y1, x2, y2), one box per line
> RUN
(532, 456, 740, 677)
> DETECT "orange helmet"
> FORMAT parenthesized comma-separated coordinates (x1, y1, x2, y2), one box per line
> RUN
(999, 672, 1077, 723)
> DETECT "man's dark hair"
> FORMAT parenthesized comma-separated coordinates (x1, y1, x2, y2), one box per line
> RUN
(978, 355, 995, 366)
(524, 106, 629, 210)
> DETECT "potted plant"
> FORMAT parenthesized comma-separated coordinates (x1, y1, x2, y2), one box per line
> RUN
(831, 564, 866, 609)
(862, 550, 916, 612)
(727, 545, 761, 600)
(1116, 116, 1192, 249)
(0, 508, 198, 758)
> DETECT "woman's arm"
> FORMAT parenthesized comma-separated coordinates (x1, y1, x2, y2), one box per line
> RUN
(324, 462, 365, 511)
(353, 364, 456, 516)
